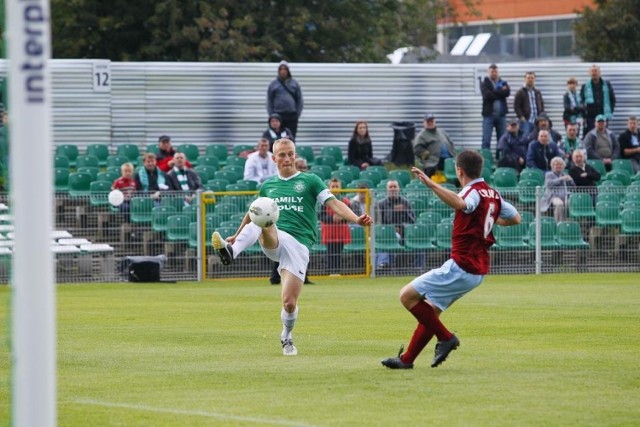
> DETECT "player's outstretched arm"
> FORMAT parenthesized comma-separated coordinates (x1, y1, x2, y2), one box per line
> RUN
(410, 167, 466, 211)
(325, 198, 373, 226)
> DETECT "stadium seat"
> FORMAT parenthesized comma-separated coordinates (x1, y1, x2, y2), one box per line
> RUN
(85, 144, 110, 167)
(568, 193, 596, 219)
(603, 170, 631, 186)
(339, 165, 361, 180)
(314, 155, 337, 169)
(443, 158, 457, 182)
(96, 171, 119, 183)
(596, 192, 622, 205)
(408, 196, 429, 216)
(435, 222, 453, 249)
(117, 144, 141, 164)
(519, 168, 545, 186)
(151, 206, 178, 232)
(320, 146, 344, 165)
(145, 143, 160, 155)
(182, 204, 198, 223)
(176, 144, 200, 165)
(330, 170, 353, 186)
(430, 197, 453, 217)
(611, 159, 635, 176)
(54, 167, 70, 192)
(129, 197, 155, 224)
(76, 167, 100, 182)
(296, 146, 315, 163)
(359, 169, 382, 186)
(595, 201, 622, 227)
(197, 155, 220, 169)
(527, 222, 560, 249)
(374, 224, 404, 253)
(417, 211, 442, 226)
(492, 167, 518, 194)
(404, 223, 437, 251)
(160, 196, 184, 213)
(54, 155, 70, 169)
(165, 214, 191, 241)
(347, 179, 374, 190)
(587, 159, 606, 181)
(388, 170, 411, 187)
(232, 144, 255, 156)
(214, 202, 241, 221)
(206, 144, 229, 166)
(55, 145, 79, 168)
(366, 165, 387, 180)
(556, 221, 590, 249)
(213, 170, 239, 184)
(194, 165, 217, 182)
(89, 180, 111, 207)
(517, 179, 539, 204)
(226, 183, 250, 192)
(621, 207, 640, 234)
(206, 213, 225, 228)
(226, 156, 247, 167)
(520, 210, 534, 225)
(222, 165, 245, 181)
(493, 223, 529, 250)
(68, 172, 93, 197)
(206, 178, 230, 192)
(309, 165, 331, 180)
(343, 226, 366, 254)
(236, 179, 257, 191)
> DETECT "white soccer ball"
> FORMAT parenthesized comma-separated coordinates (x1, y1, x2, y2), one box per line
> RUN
(249, 197, 280, 228)
(108, 189, 125, 207)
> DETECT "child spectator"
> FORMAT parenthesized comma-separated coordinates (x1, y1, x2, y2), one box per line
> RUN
(111, 162, 137, 212)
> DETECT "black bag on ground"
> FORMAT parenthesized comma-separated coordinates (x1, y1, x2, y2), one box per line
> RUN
(122, 255, 167, 282)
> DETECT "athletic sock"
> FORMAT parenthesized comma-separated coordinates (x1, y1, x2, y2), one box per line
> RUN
(230, 222, 261, 258)
(401, 323, 435, 364)
(409, 301, 453, 342)
(280, 306, 298, 342)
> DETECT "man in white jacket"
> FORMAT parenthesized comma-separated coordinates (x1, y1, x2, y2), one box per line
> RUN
(243, 138, 278, 184)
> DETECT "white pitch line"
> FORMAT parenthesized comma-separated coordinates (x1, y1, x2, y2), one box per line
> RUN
(70, 398, 319, 427)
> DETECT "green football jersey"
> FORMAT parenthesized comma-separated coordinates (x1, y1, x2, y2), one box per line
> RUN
(259, 172, 334, 249)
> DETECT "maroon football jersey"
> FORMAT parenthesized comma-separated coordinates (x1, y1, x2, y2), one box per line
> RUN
(451, 180, 502, 275)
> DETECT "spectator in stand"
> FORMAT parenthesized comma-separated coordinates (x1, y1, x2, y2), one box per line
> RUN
(294, 156, 308, 172)
(526, 112, 562, 145)
(347, 120, 383, 170)
(618, 115, 640, 173)
(111, 162, 137, 213)
(376, 179, 416, 270)
(156, 135, 191, 173)
(319, 179, 351, 275)
(583, 115, 620, 172)
(266, 61, 303, 138)
(581, 64, 616, 135)
(244, 138, 277, 184)
(166, 152, 203, 206)
(262, 113, 294, 152)
(526, 130, 562, 172)
(559, 122, 582, 167)
(414, 113, 456, 177)
(563, 77, 585, 132)
(497, 118, 528, 172)
(480, 63, 510, 152)
(514, 71, 545, 137)
(134, 152, 168, 204)
(568, 149, 601, 189)
(541, 157, 575, 222)
(350, 181, 369, 217)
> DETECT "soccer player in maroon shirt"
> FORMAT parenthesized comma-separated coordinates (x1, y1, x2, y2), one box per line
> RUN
(382, 149, 521, 369)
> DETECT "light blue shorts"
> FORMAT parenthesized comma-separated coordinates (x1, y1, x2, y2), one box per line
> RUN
(410, 259, 484, 312)
(261, 228, 310, 282)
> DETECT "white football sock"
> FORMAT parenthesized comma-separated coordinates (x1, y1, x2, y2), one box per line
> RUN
(281, 306, 298, 342)
(230, 222, 261, 258)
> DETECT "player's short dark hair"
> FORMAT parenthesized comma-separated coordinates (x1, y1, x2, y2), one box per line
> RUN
(455, 150, 483, 179)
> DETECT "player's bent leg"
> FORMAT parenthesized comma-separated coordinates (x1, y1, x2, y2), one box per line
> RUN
(399, 283, 424, 310)
(211, 232, 234, 265)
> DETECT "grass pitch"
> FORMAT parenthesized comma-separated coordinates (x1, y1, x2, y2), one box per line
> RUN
(1, 273, 639, 426)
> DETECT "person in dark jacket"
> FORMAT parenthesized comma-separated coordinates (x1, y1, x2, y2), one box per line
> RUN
(347, 120, 382, 170)
(497, 118, 528, 172)
(526, 130, 562, 171)
(526, 112, 562, 145)
(568, 149, 601, 188)
(581, 64, 616, 135)
(262, 113, 294, 152)
(266, 61, 303, 138)
(166, 152, 203, 206)
(514, 71, 545, 137)
(480, 64, 510, 151)
(618, 115, 640, 173)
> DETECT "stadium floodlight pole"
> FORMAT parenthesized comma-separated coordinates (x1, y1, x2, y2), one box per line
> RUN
(7, 0, 56, 426)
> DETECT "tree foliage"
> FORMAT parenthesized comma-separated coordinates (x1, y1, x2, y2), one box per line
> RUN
(574, 0, 640, 62)
(49, 0, 462, 62)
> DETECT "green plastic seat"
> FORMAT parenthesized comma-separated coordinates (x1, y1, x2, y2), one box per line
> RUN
(621, 207, 640, 234)
(85, 144, 110, 167)
(221, 165, 244, 181)
(367, 166, 388, 180)
(519, 168, 545, 186)
(214, 202, 241, 221)
(296, 146, 315, 163)
(435, 222, 453, 249)
(595, 201, 622, 227)
(206, 144, 229, 166)
(330, 170, 353, 186)
(160, 196, 184, 212)
(152, 206, 178, 232)
(587, 159, 606, 182)
(55, 145, 79, 168)
(518, 179, 539, 204)
(76, 167, 100, 182)
(116, 144, 141, 164)
(177, 144, 200, 165)
(129, 197, 155, 224)
(197, 155, 220, 169)
(417, 211, 442, 226)
(96, 171, 120, 184)
(320, 146, 344, 165)
(226, 183, 250, 192)
(359, 169, 382, 186)
(236, 179, 257, 191)
(232, 144, 255, 156)
(309, 165, 330, 180)
(492, 167, 518, 194)
(493, 223, 529, 250)
(443, 157, 457, 182)
(604, 170, 631, 186)
(145, 144, 160, 155)
(54, 167, 70, 192)
(213, 170, 239, 184)
(54, 155, 70, 169)
(557, 221, 590, 249)
(388, 170, 411, 187)
(527, 222, 560, 249)
(611, 159, 635, 176)
(89, 180, 111, 207)
(226, 156, 247, 167)
(194, 165, 217, 182)
(404, 223, 437, 251)
(165, 214, 191, 241)
(339, 164, 361, 180)
(68, 172, 93, 197)
(374, 224, 404, 252)
(343, 226, 366, 254)
(205, 179, 230, 192)
(314, 155, 337, 170)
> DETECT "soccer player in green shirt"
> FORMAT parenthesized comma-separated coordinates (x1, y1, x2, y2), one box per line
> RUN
(213, 138, 372, 356)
